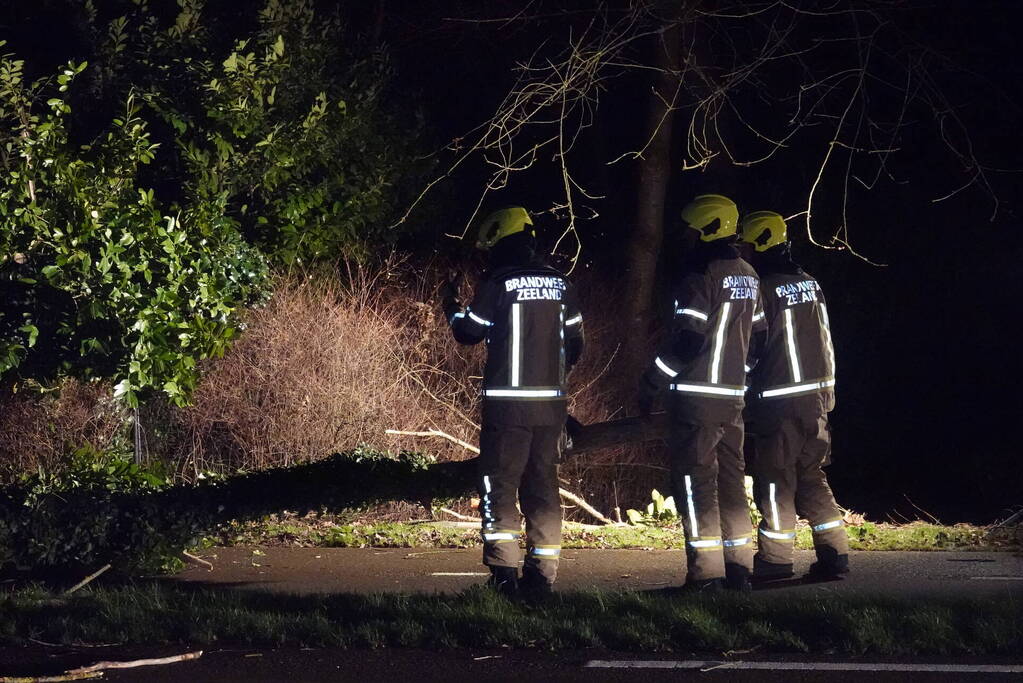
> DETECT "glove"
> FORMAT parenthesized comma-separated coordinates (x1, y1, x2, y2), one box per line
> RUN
(440, 273, 462, 322)
(439, 279, 458, 304)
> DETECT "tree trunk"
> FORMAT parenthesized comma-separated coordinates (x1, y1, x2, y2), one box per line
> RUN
(621, 18, 682, 380)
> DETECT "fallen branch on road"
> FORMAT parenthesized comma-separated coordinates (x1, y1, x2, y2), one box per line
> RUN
(65, 651, 203, 675)
(181, 551, 213, 570)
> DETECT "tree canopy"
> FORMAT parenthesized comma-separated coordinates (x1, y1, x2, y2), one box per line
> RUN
(0, 0, 428, 404)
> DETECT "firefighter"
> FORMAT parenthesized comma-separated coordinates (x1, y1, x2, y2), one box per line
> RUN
(441, 207, 584, 598)
(639, 194, 766, 591)
(740, 210, 849, 581)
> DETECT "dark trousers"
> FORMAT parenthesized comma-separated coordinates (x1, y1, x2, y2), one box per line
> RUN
(669, 411, 753, 582)
(478, 421, 562, 581)
(748, 412, 848, 565)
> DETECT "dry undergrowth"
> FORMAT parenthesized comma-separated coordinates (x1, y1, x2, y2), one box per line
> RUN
(0, 379, 126, 481)
(170, 261, 483, 475)
(0, 258, 670, 514)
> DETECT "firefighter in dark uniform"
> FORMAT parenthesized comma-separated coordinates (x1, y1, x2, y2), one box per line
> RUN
(442, 207, 584, 597)
(740, 210, 849, 581)
(639, 194, 767, 591)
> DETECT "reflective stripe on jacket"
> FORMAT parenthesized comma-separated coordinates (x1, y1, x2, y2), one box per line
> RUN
(449, 263, 583, 402)
(651, 252, 765, 402)
(753, 269, 835, 401)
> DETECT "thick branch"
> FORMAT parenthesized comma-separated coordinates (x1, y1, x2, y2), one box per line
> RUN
(0, 414, 667, 572)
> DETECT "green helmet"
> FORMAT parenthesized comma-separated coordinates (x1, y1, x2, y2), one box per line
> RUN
(680, 194, 739, 242)
(740, 210, 787, 252)
(475, 207, 534, 250)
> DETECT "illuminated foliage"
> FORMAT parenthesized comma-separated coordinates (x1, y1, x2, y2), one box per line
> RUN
(0, 46, 267, 406)
(0, 0, 426, 402)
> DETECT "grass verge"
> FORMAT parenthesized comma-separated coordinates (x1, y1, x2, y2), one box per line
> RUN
(220, 516, 1021, 552)
(2, 582, 1020, 656)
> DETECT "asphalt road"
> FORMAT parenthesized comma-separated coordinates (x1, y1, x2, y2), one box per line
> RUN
(5, 646, 1023, 682)
(170, 547, 1023, 600)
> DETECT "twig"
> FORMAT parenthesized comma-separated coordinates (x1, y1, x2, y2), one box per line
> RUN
(181, 551, 213, 570)
(438, 507, 480, 522)
(0, 673, 102, 682)
(563, 521, 606, 530)
(19, 128, 36, 203)
(65, 564, 111, 595)
(27, 638, 120, 649)
(902, 494, 941, 525)
(385, 429, 479, 454)
(558, 487, 619, 526)
(991, 508, 1023, 529)
(65, 651, 203, 675)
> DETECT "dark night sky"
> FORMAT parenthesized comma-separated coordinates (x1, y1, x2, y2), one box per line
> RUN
(377, 1, 1023, 522)
(2, 1, 1020, 521)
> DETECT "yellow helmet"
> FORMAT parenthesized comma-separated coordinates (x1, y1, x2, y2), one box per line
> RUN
(475, 207, 534, 250)
(740, 210, 787, 252)
(680, 194, 739, 242)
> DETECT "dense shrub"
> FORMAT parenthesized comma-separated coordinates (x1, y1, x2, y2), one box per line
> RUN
(170, 263, 483, 474)
(0, 49, 267, 404)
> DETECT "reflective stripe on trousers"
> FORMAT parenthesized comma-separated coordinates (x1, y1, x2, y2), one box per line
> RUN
(758, 527, 796, 540)
(812, 519, 843, 532)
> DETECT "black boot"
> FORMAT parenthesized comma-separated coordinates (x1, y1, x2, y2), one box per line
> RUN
(806, 546, 849, 580)
(724, 563, 752, 592)
(753, 555, 795, 583)
(682, 577, 725, 593)
(519, 567, 554, 600)
(486, 566, 519, 598)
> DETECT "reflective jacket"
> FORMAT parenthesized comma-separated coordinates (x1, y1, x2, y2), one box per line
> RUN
(448, 262, 583, 424)
(650, 244, 765, 408)
(751, 267, 836, 409)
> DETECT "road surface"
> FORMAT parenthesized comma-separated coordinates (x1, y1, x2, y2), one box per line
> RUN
(5, 646, 1023, 682)
(170, 546, 1023, 600)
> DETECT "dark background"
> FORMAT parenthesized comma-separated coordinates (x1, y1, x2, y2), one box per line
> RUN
(3, 0, 1020, 522)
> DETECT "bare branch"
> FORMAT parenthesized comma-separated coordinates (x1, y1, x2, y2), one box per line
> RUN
(65, 652, 204, 676)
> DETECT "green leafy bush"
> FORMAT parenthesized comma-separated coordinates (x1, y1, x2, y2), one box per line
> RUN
(2, 0, 429, 403)
(3, 443, 175, 573)
(0, 44, 268, 405)
(93, 0, 427, 264)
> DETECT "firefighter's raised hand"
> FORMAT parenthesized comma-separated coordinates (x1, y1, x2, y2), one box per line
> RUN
(439, 281, 457, 304)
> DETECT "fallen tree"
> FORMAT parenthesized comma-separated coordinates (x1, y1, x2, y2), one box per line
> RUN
(0, 414, 669, 575)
